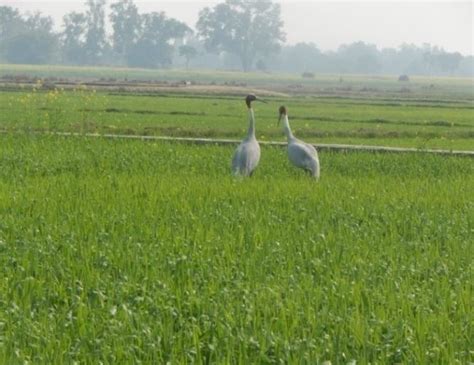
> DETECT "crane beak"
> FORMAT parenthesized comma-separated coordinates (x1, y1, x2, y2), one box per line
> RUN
(277, 114, 282, 126)
(256, 97, 267, 104)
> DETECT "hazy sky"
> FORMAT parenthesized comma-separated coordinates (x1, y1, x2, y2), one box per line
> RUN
(2, 0, 472, 55)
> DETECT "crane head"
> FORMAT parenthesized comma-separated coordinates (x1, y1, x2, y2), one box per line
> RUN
(245, 94, 257, 108)
(245, 94, 267, 108)
(278, 105, 287, 125)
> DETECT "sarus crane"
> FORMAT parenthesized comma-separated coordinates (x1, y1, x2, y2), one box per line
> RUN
(278, 105, 320, 179)
(232, 94, 266, 177)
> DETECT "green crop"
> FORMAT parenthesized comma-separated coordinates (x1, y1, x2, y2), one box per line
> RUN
(0, 133, 472, 363)
(1, 87, 473, 150)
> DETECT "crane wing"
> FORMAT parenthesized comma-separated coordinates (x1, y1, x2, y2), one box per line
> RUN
(232, 140, 261, 176)
(288, 142, 318, 171)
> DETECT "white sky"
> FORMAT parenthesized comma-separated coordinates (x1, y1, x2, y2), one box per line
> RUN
(1, 0, 472, 55)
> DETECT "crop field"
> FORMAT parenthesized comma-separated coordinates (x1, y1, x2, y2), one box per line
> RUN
(0, 65, 473, 363)
(0, 133, 473, 363)
(1, 64, 474, 150)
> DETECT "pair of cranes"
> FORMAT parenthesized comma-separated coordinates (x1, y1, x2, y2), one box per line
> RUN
(232, 94, 320, 179)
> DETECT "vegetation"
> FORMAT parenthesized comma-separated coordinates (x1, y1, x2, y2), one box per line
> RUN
(0, 133, 472, 363)
(196, 0, 285, 71)
(0, 63, 472, 362)
(1, 1, 473, 75)
(0, 68, 472, 150)
(179, 45, 198, 70)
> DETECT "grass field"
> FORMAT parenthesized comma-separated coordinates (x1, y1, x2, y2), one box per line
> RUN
(0, 65, 473, 363)
(0, 82, 473, 150)
(1, 64, 473, 98)
(0, 133, 472, 363)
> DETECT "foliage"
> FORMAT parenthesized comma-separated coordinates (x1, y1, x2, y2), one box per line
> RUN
(126, 12, 191, 68)
(0, 7, 57, 64)
(0, 5, 24, 61)
(59, 0, 108, 66)
(83, 0, 107, 64)
(4, 32, 57, 64)
(61, 12, 87, 64)
(197, 0, 285, 71)
(179, 45, 198, 69)
(109, 0, 141, 57)
(0, 3, 472, 74)
(337, 42, 381, 73)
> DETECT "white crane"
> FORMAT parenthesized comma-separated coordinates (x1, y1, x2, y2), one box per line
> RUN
(232, 94, 265, 177)
(278, 105, 320, 179)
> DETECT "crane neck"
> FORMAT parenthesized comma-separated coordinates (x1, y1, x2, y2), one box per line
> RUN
(281, 115, 294, 141)
(246, 107, 256, 139)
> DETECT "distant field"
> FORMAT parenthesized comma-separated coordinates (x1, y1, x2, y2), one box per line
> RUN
(1, 134, 472, 363)
(0, 79, 473, 149)
(1, 63, 474, 99)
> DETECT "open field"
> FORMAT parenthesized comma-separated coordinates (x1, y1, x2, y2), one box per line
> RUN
(1, 133, 473, 363)
(1, 64, 473, 99)
(0, 65, 473, 362)
(0, 64, 473, 150)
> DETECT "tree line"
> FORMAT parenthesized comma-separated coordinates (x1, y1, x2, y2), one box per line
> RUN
(1, 0, 472, 76)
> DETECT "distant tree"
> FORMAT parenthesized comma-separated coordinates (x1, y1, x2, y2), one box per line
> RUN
(25, 11, 55, 34)
(256, 59, 266, 71)
(435, 52, 463, 74)
(458, 56, 474, 77)
(4, 32, 56, 64)
(61, 12, 87, 64)
(281, 42, 323, 73)
(179, 45, 198, 69)
(397, 43, 426, 74)
(1, 9, 57, 64)
(126, 12, 190, 68)
(337, 42, 381, 74)
(0, 6, 24, 41)
(83, 0, 107, 64)
(1, 3, 471, 76)
(196, 0, 285, 71)
(0, 6, 24, 61)
(109, 0, 141, 58)
(173, 35, 223, 69)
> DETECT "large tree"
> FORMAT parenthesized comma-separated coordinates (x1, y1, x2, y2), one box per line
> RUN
(61, 11, 87, 64)
(196, 0, 285, 71)
(0, 6, 24, 61)
(127, 12, 191, 68)
(1, 8, 57, 64)
(84, 0, 107, 64)
(61, 0, 107, 65)
(109, 0, 141, 57)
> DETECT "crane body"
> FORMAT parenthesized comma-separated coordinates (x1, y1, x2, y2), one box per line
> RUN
(279, 106, 320, 179)
(232, 95, 263, 177)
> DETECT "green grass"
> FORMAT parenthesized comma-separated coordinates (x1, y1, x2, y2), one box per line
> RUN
(0, 65, 473, 362)
(0, 133, 472, 363)
(1, 88, 473, 150)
